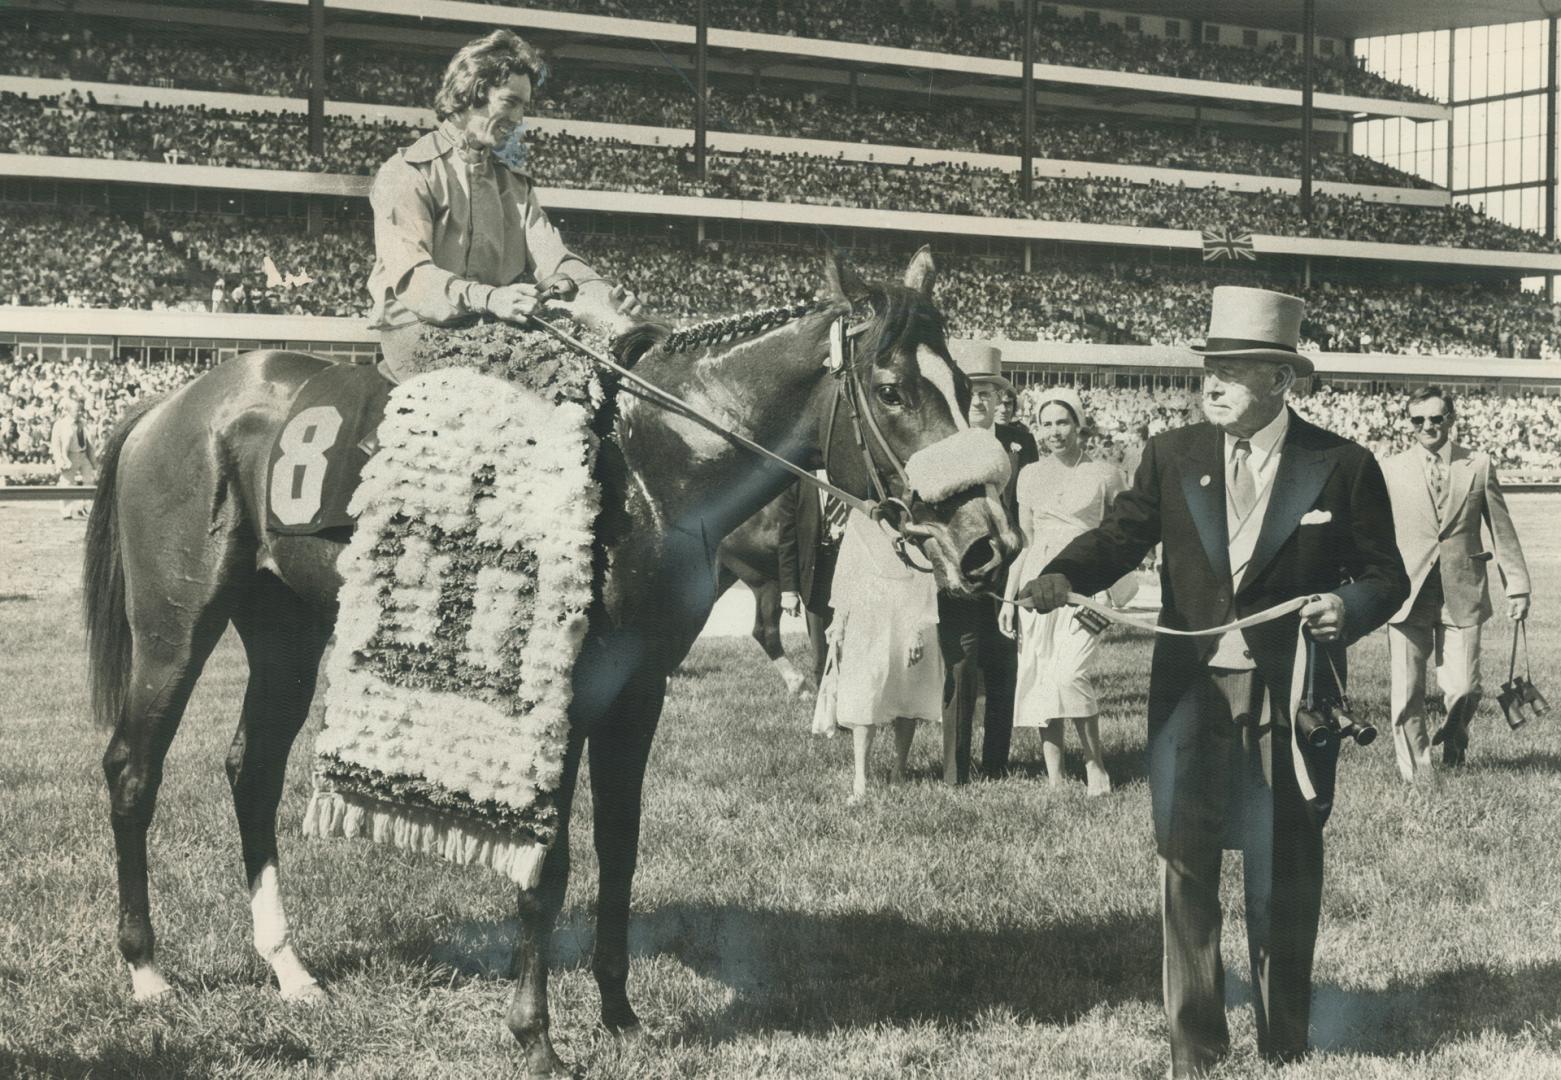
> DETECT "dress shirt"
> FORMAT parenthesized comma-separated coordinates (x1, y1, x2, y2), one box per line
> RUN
(1210, 407, 1289, 669)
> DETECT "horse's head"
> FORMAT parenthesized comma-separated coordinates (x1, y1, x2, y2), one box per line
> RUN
(820, 248, 1021, 597)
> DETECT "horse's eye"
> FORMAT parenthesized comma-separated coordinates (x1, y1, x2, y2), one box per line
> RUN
(875, 384, 904, 408)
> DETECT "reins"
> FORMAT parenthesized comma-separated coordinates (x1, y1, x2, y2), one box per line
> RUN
(526, 309, 887, 522)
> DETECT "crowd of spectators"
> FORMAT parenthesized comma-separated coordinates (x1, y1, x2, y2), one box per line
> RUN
(0, 351, 211, 465)
(0, 25, 1434, 190)
(1028, 383, 1561, 478)
(2, 94, 1537, 253)
(462, 0, 1434, 103)
(4, 202, 1558, 357)
(0, 7, 1430, 104)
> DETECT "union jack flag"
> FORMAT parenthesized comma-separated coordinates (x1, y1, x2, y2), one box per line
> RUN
(1201, 230, 1257, 261)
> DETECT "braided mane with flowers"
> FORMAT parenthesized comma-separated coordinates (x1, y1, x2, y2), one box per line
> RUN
(302, 320, 605, 886)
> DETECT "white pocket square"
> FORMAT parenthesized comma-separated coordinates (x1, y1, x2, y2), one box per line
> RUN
(1299, 509, 1332, 525)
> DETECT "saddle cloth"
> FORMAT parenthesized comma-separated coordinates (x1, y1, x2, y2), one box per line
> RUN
(266, 362, 393, 535)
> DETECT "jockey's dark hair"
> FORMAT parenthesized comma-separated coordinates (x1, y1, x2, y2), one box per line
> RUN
(1408, 384, 1456, 417)
(435, 30, 548, 122)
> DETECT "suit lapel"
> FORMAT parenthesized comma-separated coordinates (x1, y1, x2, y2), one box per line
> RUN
(1179, 426, 1230, 583)
(1241, 413, 1334, 593)
(1441, 444, 1476, 534)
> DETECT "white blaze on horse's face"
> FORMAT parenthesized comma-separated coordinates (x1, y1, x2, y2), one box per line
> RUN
(914, 345, 967, 431)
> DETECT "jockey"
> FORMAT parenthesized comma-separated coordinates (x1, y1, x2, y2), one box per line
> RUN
(367, 29, 642, 380)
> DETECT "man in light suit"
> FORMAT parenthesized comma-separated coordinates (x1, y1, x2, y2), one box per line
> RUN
(1022, 287, 1408, 1076)
(1382, 387, 1530, 778)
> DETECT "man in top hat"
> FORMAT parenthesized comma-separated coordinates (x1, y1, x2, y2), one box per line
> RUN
(1381, 386, 1530, 780)
(1021, 287, 1408, 1076)
(940, 342, 1038, 782)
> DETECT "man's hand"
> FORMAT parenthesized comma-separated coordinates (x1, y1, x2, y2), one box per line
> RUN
(487, 282, 542, 322)
(566, 281, 646, 336)
(609, 283, 644, 319)
(1510, 594, 1531, 622)
(1300, 592, 1346, 642)
(781, 590, 802, 618)
(997, 603, 1017, 639)
(1019, 573, 1073, 614)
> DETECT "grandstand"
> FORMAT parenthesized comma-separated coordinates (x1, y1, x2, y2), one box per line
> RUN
(4, 0, 1561, 472)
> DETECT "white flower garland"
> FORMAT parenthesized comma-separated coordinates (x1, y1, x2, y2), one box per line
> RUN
(302, 367, 597, 888)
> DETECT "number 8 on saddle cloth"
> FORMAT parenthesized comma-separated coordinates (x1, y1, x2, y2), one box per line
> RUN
(266, 363, 394, 536)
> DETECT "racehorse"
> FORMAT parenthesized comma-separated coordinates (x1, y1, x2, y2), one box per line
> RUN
(715, 498, 810, 695)
(83, 249, 1019, 1076)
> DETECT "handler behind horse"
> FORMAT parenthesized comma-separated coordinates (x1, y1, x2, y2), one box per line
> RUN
(369, 29, 641, 377)
(1022, 287, 1409, 1076)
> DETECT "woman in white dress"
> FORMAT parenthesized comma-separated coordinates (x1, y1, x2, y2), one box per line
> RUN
(999, 388, 1127, 796)
(813, 508, 943, 802)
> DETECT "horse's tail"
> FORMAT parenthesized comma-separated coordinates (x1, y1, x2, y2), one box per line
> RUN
(83, 398, 161, 729)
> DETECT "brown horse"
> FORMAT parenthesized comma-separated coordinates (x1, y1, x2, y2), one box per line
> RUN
(83, 250, 1018, 1076)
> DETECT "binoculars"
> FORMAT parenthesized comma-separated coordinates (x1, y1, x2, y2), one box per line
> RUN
(1295, 693, 1378, 749)
(1499, 623, 1548, 729)
(1295, 638, 1378, 749)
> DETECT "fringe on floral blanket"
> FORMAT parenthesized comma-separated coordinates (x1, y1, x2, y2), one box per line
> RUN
(301, 363, 598, 888)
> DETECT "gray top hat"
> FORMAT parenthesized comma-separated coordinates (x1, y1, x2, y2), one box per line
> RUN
(1191, 286, 1315, 376)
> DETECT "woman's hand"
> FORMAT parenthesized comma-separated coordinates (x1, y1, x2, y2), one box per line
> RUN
(907, 630, 924, 667)
(998, 604, 1017, 639)
(487, 282, 542, 322)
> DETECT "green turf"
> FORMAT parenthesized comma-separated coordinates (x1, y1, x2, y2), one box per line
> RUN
(2, 497, 1560, 1078)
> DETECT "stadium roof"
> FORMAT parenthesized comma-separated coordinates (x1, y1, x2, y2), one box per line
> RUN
(1117, 0, 1561, 40)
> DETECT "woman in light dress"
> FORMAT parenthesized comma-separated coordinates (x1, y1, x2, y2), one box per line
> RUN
(813, 509, 943, 802)
(999, 387, 1127, 796)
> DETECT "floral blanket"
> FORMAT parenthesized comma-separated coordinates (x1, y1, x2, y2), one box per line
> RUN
(301, 354, 599, 887)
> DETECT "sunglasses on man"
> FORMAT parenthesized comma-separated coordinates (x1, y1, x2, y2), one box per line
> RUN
(1408, 414, 1449, 428)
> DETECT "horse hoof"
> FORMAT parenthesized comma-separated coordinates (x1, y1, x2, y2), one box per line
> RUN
(601, 1002, 641, 1034)
(129, 965, 175, 1002)
(281, 979, 328, 1005)
(523, 1041, 573, 1079)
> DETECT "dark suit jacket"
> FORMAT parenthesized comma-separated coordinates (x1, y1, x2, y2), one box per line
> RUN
(994, 420, 1040, 526)
(1043, 411, 1409, 843)
(777, 479, 833, 614)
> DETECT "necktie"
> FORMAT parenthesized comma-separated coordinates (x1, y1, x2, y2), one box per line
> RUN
(819, 488, 850, 542)
(1427, 453, 1447, 514)
(1229, 439, 1256, 520)
(465, 155, 506, 285)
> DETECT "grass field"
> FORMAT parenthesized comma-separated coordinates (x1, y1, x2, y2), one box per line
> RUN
(4, 496, 1561, 1079)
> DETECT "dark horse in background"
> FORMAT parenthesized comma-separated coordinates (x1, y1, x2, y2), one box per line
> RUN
(82, 250, 1019, 1076)
(715, 499, 810, 695)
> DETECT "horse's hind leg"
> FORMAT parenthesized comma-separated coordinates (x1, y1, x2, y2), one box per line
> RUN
(229, 574, 331, 1002)
(103, 604, 231, 1001)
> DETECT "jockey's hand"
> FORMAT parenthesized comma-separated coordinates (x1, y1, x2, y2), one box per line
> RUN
(781, 590, 802, 618)
(487, 283, 542, 322)
(998, 603, 1017, 640)
(1300, 593, 1346, 642)
(1019, 573, 1072, 614)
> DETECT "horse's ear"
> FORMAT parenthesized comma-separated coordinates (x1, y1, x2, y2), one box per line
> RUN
(903, 245, 936, 299)
(825, 251, 870, 304)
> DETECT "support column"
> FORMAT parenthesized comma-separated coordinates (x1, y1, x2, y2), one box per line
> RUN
(307, 0, 325, 160)
(1021, 0, 1035, 201)
(1447, 27, 1457, 193)
(694, 0, 708, 181)
(1300, 0, 1315, 223)
(1547, 17, 1557, 242)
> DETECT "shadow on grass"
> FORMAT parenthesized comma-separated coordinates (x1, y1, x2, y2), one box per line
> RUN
(1467, 749, 1561, 774)
(0, 1030, 314, 1079)
(1226, 959, 1561, 1056)
(365, 902, 1160, 1042)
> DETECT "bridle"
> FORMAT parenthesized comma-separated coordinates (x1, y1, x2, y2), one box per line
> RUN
(525, 303, 936, 569)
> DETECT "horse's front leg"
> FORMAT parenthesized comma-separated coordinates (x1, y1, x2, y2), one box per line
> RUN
(508, 725, 586, 1077)
(589, 672, 667, 1034)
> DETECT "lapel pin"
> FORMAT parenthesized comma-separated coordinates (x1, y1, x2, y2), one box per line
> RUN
(1200, 474, 1211, 487)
